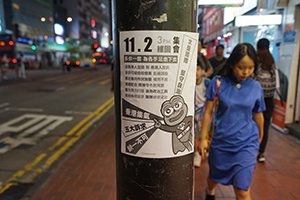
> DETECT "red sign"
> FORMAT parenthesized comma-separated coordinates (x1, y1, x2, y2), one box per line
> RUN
(272, 99, 286, 130)
(202, 8, 224, 38)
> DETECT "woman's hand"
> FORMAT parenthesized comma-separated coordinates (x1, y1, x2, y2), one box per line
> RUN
(199, 139, 208, 160)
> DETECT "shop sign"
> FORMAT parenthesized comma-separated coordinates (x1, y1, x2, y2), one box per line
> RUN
(47, 41, 67, 51)
(223, 1, 257, 25)
(120, 31, 198, 158)
(283, 31, 297, 43)
(235, 15, 282, 27)
(202, 8, 224, 38)
(272, 99, 286, 130)
(198, 0, 244, 7)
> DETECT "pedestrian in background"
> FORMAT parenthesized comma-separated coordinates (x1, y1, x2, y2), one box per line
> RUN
(198, 40, 213, 78)
(18, 53, 26, 79)
(1, 54, 9, 80)
(209, 44, 227, 79)
(254, 38, 277, 163)
(199, 43, 265, 200)
(194, 59, 210, 167)
(61, 55, 68, 72)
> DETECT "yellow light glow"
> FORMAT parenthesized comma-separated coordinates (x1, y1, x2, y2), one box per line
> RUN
(41, 17, 46, 22)
(12, 3, 20, 10)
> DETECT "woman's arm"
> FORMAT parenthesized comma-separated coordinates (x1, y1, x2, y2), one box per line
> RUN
(202, 56, 213, 78)
(253, 112, 264, 143)
(203, 66, 213, 78)
(199, 99, 214, 159)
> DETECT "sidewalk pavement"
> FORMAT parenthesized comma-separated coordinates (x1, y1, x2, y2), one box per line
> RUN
(29, 112, 300, 200)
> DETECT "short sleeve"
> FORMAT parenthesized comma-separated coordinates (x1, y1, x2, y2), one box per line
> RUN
(205, 76, 217, 101)
(253, 85, 266, 113)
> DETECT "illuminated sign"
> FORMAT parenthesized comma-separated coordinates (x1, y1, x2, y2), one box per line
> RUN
(54, 23, 64, 35)
(55, 36, 65, 44)
(17, 37, 30, 44)
(235, 15, 282, 27)
(198, 0, 244, 6)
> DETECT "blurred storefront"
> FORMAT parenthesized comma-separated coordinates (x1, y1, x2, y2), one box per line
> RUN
(202, 7, 224, 58)
(6, 0, 111, 69)
(200, 0, 300, 136)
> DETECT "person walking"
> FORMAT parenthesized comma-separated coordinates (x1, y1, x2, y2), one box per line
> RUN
(1, 54, 9, 80)
(198, 40, 213, 78)
(194, 59, 210, 167)
(199, 43, 265, 200)
(61, 55, 67, 73)
(254, 38, 277, 163)
(209, 44, 227, 79)
(18, 53, 26, 79)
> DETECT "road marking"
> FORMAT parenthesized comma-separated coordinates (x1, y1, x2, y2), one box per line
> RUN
(0, 97, 114, 194)
(84, 78, 98, 84)
(84, 75, 111, 84)
(65, 110, 92, 115)
(45, 100, 114, 166)
(55, 87, 66, 92)
(49, 97, 114, 149)
(69, 77, 88, 83)
(42, 76, 64, 81)
(7, 108, 44, 112)
(0, 114, 73, 154)
(99, 79, 111, 85)
(0, 102, 10, 108)
(56, 76, 79, 83)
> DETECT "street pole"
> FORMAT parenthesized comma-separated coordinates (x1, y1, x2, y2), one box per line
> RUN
(112, 1, 198, 199)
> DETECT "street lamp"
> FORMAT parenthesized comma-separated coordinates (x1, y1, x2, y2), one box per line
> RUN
(67, 17, 72, 22)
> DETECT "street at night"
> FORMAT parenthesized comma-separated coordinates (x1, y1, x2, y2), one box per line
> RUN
(0, 65, 114, 199)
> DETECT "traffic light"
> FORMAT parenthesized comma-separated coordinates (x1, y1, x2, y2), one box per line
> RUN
(31, 45, 37, 51)
(92, 43, 98, 52)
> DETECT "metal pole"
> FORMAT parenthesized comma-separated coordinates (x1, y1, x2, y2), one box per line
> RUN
(112, 1, 197, 199)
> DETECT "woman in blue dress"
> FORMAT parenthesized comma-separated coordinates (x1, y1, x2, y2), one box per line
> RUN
(199, 43, 265, 200)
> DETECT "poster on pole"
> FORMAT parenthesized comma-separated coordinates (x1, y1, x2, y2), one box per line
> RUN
(120, 31, 198, 158)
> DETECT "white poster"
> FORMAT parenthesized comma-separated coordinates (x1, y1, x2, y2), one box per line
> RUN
(120, 31, 198, 158)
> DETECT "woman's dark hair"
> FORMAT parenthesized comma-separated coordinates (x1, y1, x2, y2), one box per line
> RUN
(213, 43, 259, 77)
(257, 49, 275, 70)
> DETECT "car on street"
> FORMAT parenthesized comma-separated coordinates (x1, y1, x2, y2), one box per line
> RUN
(92, 48, 113, 66)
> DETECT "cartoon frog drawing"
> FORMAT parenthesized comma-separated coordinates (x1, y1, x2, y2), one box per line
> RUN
(154, 95, 193, 154)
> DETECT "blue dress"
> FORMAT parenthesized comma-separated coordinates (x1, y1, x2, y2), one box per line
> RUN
(205, 75, 266, 191)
